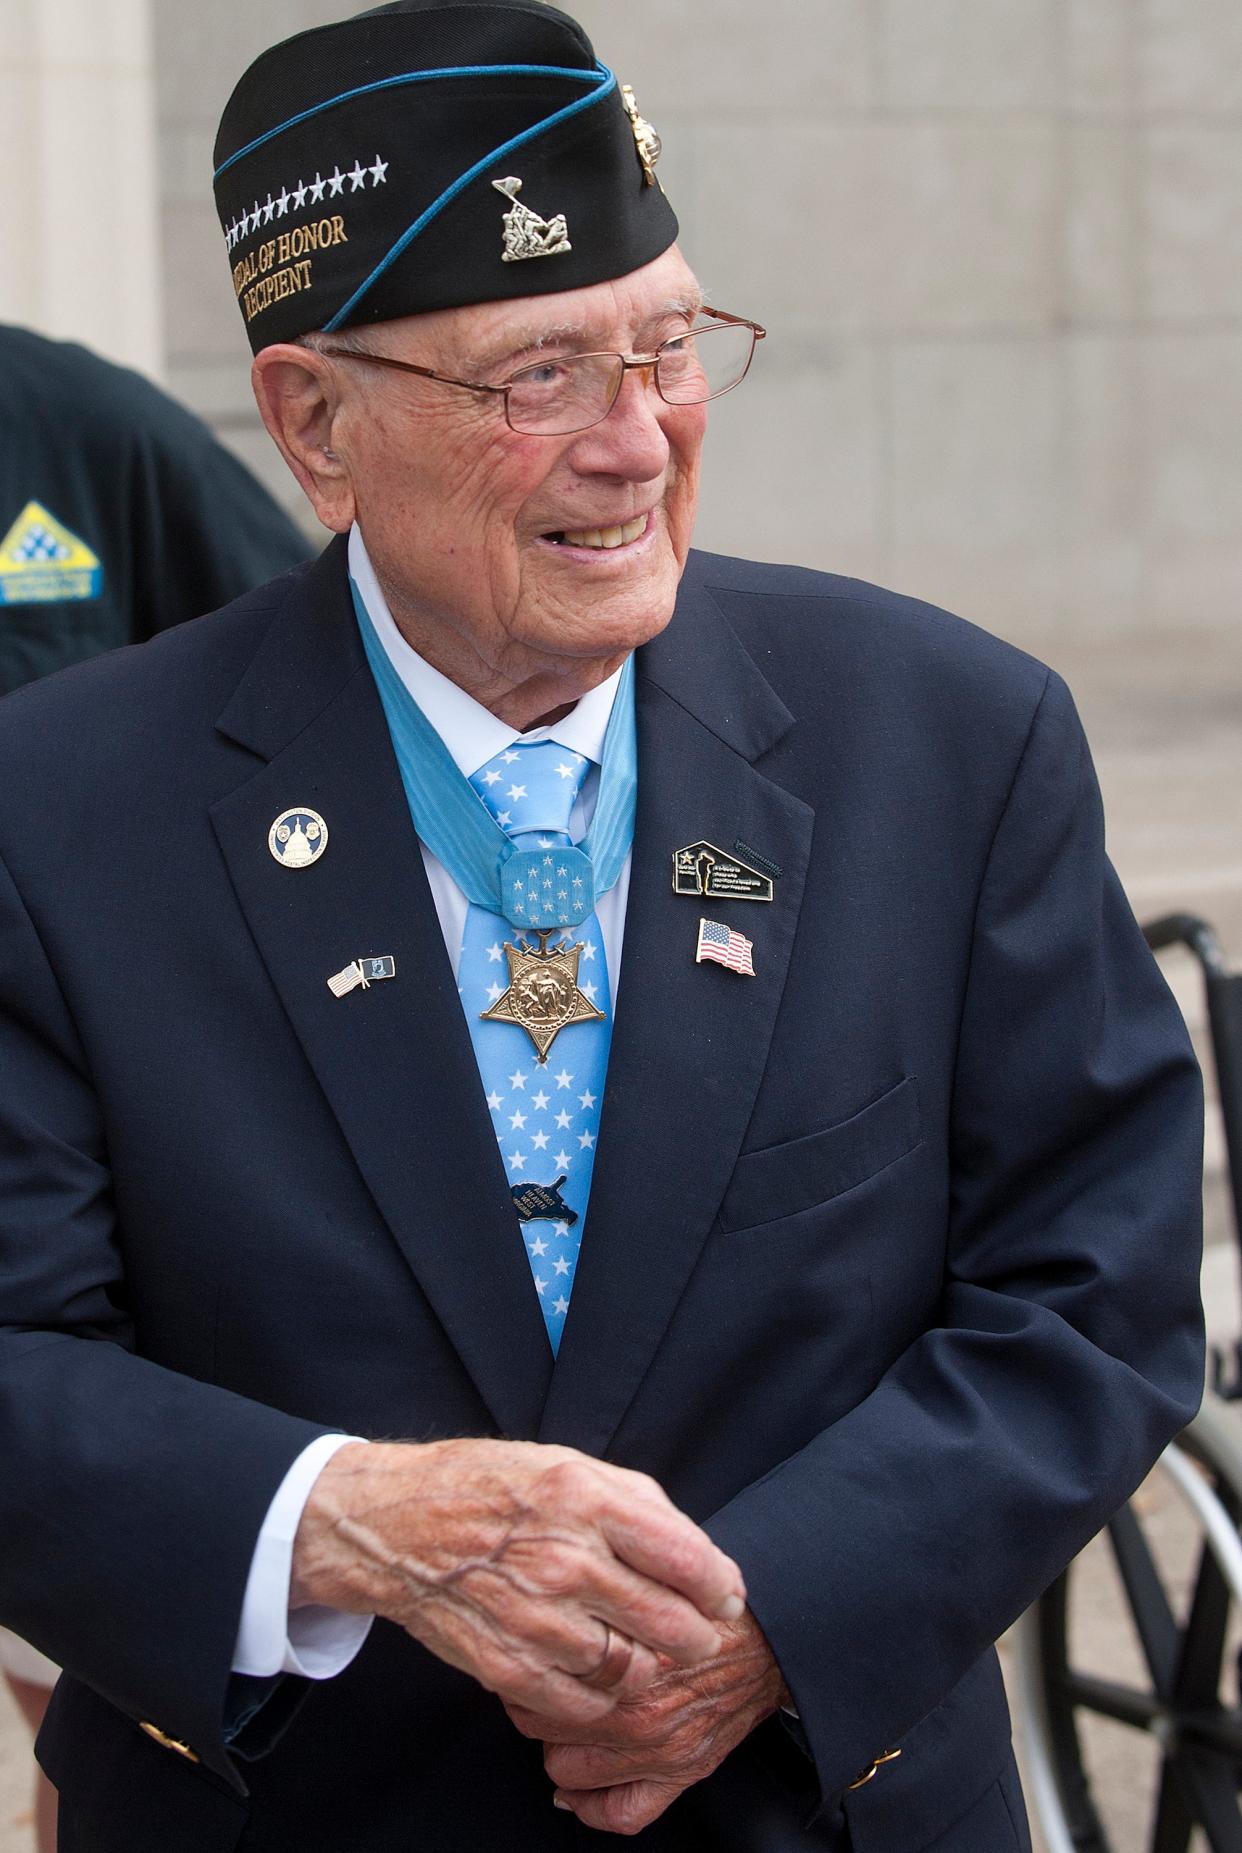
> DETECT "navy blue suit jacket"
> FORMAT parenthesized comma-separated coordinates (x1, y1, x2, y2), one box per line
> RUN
(0, 540, 1203, 1850)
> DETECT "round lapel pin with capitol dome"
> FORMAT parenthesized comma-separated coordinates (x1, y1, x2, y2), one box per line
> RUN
(268, 807, 328, 869)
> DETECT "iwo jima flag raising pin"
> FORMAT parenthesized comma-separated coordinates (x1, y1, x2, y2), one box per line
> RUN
(673, 841, 773, 902)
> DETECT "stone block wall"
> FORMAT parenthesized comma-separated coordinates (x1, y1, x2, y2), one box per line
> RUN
(155, 0, 1242, 649)
(0, 0, 163, 372)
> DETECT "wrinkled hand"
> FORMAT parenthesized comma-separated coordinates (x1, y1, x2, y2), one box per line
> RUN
(504, 1609, 790, 1836)
(290, 1439, 746, 1724)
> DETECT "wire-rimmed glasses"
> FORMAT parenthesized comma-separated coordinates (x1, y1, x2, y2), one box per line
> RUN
(316, 307, 766, 436)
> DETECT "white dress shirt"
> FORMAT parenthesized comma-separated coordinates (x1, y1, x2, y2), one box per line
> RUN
(231, 525, 632, 1678)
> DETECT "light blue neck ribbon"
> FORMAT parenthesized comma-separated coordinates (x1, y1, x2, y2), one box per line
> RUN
(351, 576, 637, 930)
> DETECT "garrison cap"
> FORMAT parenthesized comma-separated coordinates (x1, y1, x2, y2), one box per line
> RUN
(213, 0, 677, 352)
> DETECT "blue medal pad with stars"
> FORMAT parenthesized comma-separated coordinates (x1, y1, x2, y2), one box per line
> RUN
(500, 844, 594, 929)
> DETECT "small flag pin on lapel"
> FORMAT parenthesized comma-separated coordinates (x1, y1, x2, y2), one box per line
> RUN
(327, 955, 396, 997)
(696, 917, 755, 977)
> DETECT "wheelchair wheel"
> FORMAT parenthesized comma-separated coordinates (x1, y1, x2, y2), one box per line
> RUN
(1012, 1395, 1242, 1853)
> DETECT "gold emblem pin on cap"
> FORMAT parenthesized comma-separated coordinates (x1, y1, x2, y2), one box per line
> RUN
(621, 85, 662, 186)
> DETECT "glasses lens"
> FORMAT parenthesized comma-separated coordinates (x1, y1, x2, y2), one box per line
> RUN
(657, 323, 756, 404)
(506, 353, 624, 435)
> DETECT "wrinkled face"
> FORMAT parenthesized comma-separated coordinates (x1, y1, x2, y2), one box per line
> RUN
(330, 246, 706, 697)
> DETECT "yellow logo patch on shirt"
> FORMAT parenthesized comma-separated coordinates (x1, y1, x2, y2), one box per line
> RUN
(0, 502, 103, 605)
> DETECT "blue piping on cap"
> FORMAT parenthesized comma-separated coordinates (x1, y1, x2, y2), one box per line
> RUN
(214, 62, 608, 179)
(323, 64, 617, 330)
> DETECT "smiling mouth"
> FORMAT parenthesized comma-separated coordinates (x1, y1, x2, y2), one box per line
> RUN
(543, 514, 649, 550)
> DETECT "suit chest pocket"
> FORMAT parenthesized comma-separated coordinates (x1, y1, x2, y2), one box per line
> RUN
(717, 1075, 922, 1233)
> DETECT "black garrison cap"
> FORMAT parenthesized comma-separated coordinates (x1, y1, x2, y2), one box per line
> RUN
(213, 0, 677, 352)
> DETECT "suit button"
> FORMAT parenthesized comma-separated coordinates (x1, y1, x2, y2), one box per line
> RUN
(138, 1721, 200, 1763)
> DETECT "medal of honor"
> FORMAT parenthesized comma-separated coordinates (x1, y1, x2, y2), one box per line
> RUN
(480, 929, 605, 1061)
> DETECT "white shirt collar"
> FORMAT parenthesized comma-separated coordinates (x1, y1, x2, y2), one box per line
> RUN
(348, 525, 622, 777)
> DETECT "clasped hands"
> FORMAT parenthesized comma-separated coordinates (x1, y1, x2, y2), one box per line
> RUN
(292, 1438, 789, 1834)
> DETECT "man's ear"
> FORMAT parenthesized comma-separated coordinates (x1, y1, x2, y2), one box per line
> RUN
(251, 344, 356, 533)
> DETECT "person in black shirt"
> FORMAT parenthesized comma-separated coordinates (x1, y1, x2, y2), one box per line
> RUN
(0, 326, 311, 697)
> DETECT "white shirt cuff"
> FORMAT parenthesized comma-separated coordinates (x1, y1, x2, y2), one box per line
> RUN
(232, 1432, 373, 1679)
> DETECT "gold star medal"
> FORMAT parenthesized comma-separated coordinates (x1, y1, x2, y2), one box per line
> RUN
(480, 930, 605, 1062)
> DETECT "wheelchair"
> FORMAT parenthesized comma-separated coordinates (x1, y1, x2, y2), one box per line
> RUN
(1012, 916, 1242, 1853)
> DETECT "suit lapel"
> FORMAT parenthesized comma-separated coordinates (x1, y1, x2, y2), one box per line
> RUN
(540, 568, 815, 1455)
(209, 542, 553, 1438)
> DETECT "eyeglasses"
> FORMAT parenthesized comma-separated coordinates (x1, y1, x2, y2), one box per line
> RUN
(316, 307, 766, 436)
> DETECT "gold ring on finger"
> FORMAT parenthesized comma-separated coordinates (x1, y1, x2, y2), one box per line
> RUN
(581, 1623, 634, 1690)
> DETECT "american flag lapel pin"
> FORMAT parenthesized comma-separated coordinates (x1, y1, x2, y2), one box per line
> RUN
(695, 917, 755, 978)
(327, 954, 396, 997)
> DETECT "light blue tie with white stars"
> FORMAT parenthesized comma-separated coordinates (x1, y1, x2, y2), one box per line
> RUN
(458, 739, 612, 1355)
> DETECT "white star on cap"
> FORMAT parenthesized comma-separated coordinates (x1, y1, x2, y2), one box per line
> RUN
(370, 155, 389, 185)
(262, 193, 275, 223)
(293, 179, 308, 208)
(328, 167, 346, 196)
(348, 161, 367, 191)
(276, 186, 291, 216)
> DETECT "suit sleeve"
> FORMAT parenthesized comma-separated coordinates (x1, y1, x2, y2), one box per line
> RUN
(0, 848, 333, 1786)
(704, 668, 1205, 1804)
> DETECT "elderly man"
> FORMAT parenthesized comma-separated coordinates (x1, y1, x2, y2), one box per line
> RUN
(0, 3, 1203, 1849)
